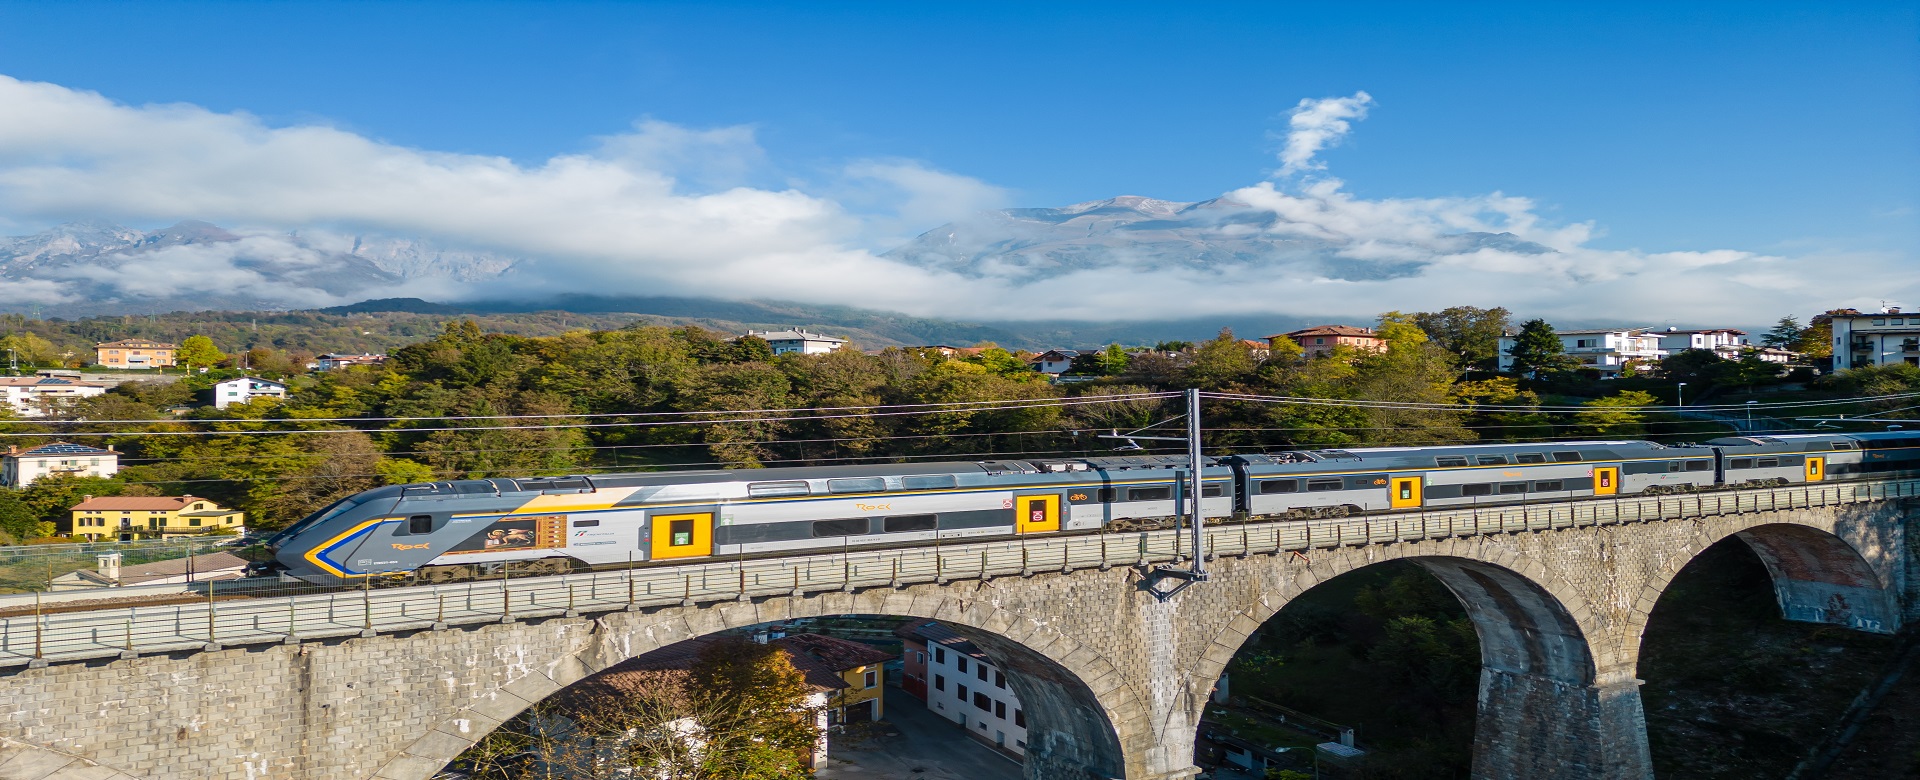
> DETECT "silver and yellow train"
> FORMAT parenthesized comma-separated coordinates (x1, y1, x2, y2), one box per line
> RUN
(258, 431, 1920, 584)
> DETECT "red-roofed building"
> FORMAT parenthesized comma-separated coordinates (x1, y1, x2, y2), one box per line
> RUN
(1271, 325, 1386, 359)
(66, 495, 244, 540)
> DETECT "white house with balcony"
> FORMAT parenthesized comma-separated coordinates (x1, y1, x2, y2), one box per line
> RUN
(1, 442, 118, 488)
(0, 376, 106, 417)
(740, 328, 848, 356)
(1829, 307, 1920, 369)
(211, 377, 288, 409)
(1498, 328, 1666, 378)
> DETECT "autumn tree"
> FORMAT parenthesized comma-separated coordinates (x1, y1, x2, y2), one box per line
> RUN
(1575, 390, 1659, 438)
(1411, 305, 1511, 372)
(176, 335, 225, 370)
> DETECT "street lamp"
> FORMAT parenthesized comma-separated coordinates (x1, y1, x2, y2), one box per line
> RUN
(1676, 382, 1687, 408)
(1745, 400, 1758, 431)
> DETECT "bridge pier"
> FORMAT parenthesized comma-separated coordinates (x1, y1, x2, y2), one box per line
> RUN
(1472, 667, 1652, 780)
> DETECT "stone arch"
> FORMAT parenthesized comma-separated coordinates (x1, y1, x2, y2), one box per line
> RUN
(1188, 542, 1648, 780)
(0, 737, 145, 780)
(1627, 518, 1901, 651)
(372, 587, 1143, 780)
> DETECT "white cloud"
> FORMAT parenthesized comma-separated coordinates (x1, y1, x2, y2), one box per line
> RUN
(0, 75, 1909, 329)
(1277, 91, 1373, 176)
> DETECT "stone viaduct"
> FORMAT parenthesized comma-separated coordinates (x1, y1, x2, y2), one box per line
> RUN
(0, 484, 1911, 780)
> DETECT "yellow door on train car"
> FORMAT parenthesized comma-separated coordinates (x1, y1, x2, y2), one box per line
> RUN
(1390, 477, 1423, 509)
(650, 512, 713, 559)
(1806, 456, 1826, 482)
(1015, 495, 1060, 534)
(1593, 467, 1619, 496)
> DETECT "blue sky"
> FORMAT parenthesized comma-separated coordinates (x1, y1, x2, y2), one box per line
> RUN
(0, 1, 1913, 322)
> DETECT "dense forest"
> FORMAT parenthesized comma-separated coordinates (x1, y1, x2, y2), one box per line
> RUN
(0, 306, 1912, 543)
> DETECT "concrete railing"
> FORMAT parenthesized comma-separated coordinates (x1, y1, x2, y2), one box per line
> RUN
(1, 478, 1915, 669)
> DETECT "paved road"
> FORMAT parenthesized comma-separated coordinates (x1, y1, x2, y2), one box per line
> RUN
(816, 686, 1023, 780)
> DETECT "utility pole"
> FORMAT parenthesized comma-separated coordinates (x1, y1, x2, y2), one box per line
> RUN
(1100, 388, 1209, 600)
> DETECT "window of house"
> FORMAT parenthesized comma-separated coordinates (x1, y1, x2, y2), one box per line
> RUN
(1015, 709, 1025, 727)
(884, 514, 938, 533)
(996, 701, 1007, 719)
(976, 665, 987, 682)
(934, 675, 945, 691)
(957, 683, 968, 700)
(811, 518, 869, 537)
(973, 692, 991, 711)
(1306, 478, 1344, 492)
(957, 657, 969, 674)
(189, 518, 201, 526)
(1872, 319, 1886, 326)
(864, 671, 877, 688)
(916, 651, 926, 663)
(995, 671, 1005, 688)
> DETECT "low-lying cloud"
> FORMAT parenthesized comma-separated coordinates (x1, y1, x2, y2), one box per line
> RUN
(0, 75, 1908, 327)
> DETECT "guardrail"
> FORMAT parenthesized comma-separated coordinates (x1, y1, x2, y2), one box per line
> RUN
(1, 478, 1915, 669)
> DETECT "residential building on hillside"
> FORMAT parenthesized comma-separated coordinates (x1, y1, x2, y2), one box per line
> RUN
(1, 442, 117, 488)
(1029, 349, 1079, 375)
(93, 339, 176, 369)
(211, 376, 288, 409)
(740, 328, 848, 356)
(1653, 328, 1749, 359)
(49, 551, 250, 590)
(595, 635, 843, 768)
(1272, 326, 1386, 359)
(1829, 308, 1920, 369)
(1497, 328, 1666, 378)
(772, 633, 894, 725)
(315, 353, 387, 371)
(898, 620, 1029, 755)
(1240, 339, 1271, 360)
(66, 495, 245, 541)
(0, 376, 106, 417)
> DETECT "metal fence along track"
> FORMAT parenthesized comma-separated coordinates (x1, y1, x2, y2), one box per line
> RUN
(2, 479, 1915, 669)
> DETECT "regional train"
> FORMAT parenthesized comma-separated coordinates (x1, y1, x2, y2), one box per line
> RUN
(256, 432, 1920, 584)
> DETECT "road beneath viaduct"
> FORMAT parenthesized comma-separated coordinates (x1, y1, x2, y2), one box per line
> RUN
(0, 480, 1911, 780)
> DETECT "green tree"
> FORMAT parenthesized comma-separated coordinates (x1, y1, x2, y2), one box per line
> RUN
(176, 335, 225, 370)
(1505, 319, 1577, 378)
(0, 332, 59, 368)
(1576, 390, 1659, 437)
(1185, 328, 1257, 390)
(1797, 315, 1835, 359)
(1411, 305, 1511, 371)
(1761, 316, 1803, 349)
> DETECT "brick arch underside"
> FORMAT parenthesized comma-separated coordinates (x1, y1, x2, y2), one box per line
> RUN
(374, 594, 1136, 780)
(1628, 518, 1900, 652)
(1191, 550, 1639, 780)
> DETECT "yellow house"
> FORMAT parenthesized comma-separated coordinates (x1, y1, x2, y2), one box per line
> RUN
(67, 495, 245, 541)
(94, 339, 177, 369)
(773, 632, 895, 725)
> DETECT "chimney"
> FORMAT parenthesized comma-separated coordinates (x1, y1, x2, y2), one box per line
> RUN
(97, 552, 120, 584)
(81, 495, 92, 502)
(106, 445, 115, 452)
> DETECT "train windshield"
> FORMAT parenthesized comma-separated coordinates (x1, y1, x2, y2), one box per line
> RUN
(265, 497, 363, 546)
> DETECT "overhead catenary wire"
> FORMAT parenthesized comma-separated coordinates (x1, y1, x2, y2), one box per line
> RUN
(1200, 389, 1920, 414)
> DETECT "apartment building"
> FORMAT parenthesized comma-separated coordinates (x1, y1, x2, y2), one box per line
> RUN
(898, 620, 1028, 755)
(1498, 328, 1666, 378)
(93, 339, 176, 369)
(1829, 308, 1920, 369)
(1, 442, 118, 488)
(1271, 325, 1386, 359)
(0, 376, 106, 417)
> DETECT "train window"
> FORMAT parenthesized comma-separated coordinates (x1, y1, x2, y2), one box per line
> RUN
(1202, 484, 1225, 497)
(903, 475, 959, 490)
(827, 478, 887, 494)
(811, 518, 871, 537)
(1756, 458, 1780, 468)
(1515, 453, 1546, 464)
(1260, 479, 1300, 494)
(1831, 442, 1855, 450)
(1129, 486, 1173, 501)
(407, 515, 433, 535)
(1666, 461, 1682, 473)
(1306, 478, 1345, 492)
(668, 519, 695, 546)
(1435, 456, 1469, 467)
(571, 519, 600, 528)
(1552, 452, 1583, 463)
(1534, 480, 1563, 491)
(1096, 487, 1117, 502)
(1477, 455, 1509, 465)
(1462, 484, 1493, 497)
(1728, 458, 1754, 469)
(748, 481, 811, 498)
(884, 515, 938, 533)
(1499, 482, 1528, 494)
(1685, 460, 1713, 472)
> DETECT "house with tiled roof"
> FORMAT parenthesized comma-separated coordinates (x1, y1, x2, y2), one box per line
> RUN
(0, 376, 107, 417)
(1270, 325, 1386, 359)
(1, 442, 117, 488)
(93, 339, 176, 369)
(739, 328, 848, 356)
(66, 495, 244, 541)
(897, 620, 1030, 755)
(772, 633, 895, 726)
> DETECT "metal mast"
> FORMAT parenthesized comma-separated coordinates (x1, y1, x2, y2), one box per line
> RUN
(1186, 388, 1206, 577)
